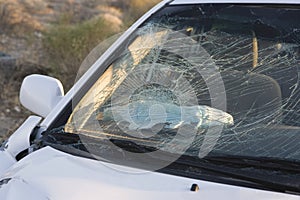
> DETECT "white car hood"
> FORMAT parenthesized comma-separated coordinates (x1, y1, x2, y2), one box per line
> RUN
(0, 147, 298, 200)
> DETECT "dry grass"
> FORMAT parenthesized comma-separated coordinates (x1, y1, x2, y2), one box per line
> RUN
(0, 0, 44, 34)
(111, 0, 161, 24)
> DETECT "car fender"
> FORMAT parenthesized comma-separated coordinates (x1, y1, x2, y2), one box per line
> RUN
(0, 116, 41, 175)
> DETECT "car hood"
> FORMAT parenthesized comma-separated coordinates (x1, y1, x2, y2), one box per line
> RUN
(0, 147, 298, 200)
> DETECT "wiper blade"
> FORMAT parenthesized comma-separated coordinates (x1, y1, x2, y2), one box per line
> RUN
(40, 129, 159, 158)
(204, 154, 300, 173)
(109, 139, 158, 153)
(41, 127, 81, 145)
(175, 155, 300, 194)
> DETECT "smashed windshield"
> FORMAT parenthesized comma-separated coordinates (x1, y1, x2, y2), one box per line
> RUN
(50, 3, 300, 192)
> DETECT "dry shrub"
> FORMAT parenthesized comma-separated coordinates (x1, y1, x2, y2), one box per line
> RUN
(124, 0, 161, 22)
(0, 0, 44, 34)
(42, 17, 120, 90)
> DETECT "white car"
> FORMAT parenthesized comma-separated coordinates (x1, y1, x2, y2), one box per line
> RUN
(0, 0, 300, 199)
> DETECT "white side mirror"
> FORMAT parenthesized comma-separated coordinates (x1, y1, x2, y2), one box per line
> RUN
(20, 74, 64, 118)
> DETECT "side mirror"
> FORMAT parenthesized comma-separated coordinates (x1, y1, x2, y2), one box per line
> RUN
(20, 74, 64, 118)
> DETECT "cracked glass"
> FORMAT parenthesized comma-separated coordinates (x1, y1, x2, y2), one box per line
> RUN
(65, 4, 300, 165)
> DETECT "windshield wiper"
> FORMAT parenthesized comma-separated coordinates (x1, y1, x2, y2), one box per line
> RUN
(174, 155, 300, 194)
(204, 154, 300, 173)
(39, 128, 160, 159)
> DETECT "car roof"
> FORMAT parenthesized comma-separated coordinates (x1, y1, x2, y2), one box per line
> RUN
(170, 0, 300, 5)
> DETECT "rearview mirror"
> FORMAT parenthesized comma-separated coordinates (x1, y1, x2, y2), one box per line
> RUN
(20, 74, 64, 118)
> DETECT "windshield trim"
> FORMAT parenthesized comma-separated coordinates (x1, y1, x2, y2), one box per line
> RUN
(171, 0, 300, 5)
